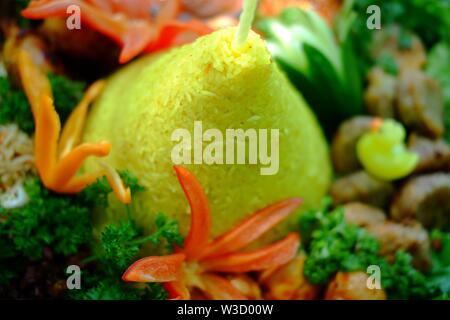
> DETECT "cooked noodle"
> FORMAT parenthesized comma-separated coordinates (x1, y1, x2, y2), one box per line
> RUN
(0, 124, 35, 194)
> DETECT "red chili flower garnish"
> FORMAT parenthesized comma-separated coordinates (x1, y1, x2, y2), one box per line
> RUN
(122, 166, 301, 300)
(21, 0, 212, 63)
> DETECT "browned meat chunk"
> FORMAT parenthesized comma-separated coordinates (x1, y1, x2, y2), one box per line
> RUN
(408, 134, 450, 173)
(396, 70, 445, 139)
(331, 117, 374, 174)
(331, 171, 395, 208)
(391, 173, 450, 229)
(325, 271, 387, 300)
(343, 203, 432, 271)
(343, 202, 386, 227)
(371, 26, 427, 71)
(367, 222, 431, 271)
(364, 67, 397, 118)
(259, 254, 320, 300)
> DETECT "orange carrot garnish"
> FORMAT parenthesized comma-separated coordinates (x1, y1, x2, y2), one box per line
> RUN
(122, 166, 301, 300)
(164, 280, 191, 300)
(18, 48, 131, 203)
(22, 0, 212, 63)
(59, 80, 106, 158)
(371, 117, 384, 132)
(200, 233, 300, 273)
(145, 20, 212, 52)
(201, 274, 248, 300)
(199, 198, 302, 259)
(174, 166, 211, 261)
(122, 254, 186, 283)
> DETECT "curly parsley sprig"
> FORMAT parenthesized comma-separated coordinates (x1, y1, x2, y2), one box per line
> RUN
(299, 198, 440, 299)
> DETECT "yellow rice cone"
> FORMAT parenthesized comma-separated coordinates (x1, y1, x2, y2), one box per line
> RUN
(83, 27, 332, 242)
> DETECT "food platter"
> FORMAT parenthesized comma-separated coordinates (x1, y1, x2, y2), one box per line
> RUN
(0, 0, 449, 301)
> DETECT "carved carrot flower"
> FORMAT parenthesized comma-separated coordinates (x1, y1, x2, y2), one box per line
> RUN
(18, 48, 131, 203)
(21, 0, 212, 63)
(122, 166, 301, 299)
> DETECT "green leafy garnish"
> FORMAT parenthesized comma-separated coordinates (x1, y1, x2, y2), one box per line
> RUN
(70, 278, 167, 300)
(148, 213, 185, 250)
(300, 198, 437, 299)
(353, 0, 450, 49)
(349, 0, 450, 81)
(69, 170, 182, 300)
(99, 220, 142, 271)
(0, 76, 35, 134)
(79, 175, 113, 208)
(0, 237, 22, 285)
(0, 168, 174, 300)
(118, 170, 146, 195)
(80, 170, 146, 208)
(48, 73, 86, 124)
(73, 211, 183, 300)
(14, 0, 32, 28)
(428, 231, 450, 298)
(0, 73, 85, 134)
(300, 198, 381, 285)
(382, 251, 432, 300)
(258, 7, 363, 137)
(0, 178, 92, 260)
(426, 42, 450, 144)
